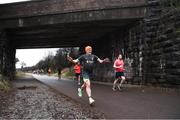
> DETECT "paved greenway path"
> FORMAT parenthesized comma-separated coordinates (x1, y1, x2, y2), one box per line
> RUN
(32, 74, 180, 119)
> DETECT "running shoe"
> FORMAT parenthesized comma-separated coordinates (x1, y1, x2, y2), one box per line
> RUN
(112, 87, 116, 91)
(78, 82, 81, 85)
(89, 97, 95, 105)
(78, 88, 82, 97)
(117, 85, 122, 91)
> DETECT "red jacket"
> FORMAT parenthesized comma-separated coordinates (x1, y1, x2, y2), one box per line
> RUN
(74, 64, 81, 74)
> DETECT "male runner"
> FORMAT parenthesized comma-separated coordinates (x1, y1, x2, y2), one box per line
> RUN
(67, 46, 110, 105)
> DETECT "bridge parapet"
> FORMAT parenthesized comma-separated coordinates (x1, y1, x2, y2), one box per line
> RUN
(0, 0, 147, 19)
(0, 0, 147, 29)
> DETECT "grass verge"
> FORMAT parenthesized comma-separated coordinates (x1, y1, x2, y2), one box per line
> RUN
(0, 75, 11, 92)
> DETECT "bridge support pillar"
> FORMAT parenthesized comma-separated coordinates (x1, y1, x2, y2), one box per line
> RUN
(0, 31, 16, 80)
(3, 43, 16, 80)
(0, 46, 2, 76)
(0, 31, 4, 76)
(142, 0, 161, 85)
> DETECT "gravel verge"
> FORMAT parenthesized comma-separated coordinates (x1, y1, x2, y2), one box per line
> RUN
(0, 75, 105, 119)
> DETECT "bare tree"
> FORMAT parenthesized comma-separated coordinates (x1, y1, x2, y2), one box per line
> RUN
(20, 61, 26, 70)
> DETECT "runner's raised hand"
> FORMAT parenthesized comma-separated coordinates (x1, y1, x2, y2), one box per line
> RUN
(67, 54, 73, 62)
(103, 58, 111, 63)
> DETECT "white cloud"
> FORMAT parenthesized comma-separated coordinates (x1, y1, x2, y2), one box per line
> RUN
(0, 0, 31, 4)
(16, 48, 59, 68)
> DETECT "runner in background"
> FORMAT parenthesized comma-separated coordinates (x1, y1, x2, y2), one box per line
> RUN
(58, 68, 62, 80)
(48, 68, 51, 76)
(112, 54, 126, 91)
(73, 62, 81, 86)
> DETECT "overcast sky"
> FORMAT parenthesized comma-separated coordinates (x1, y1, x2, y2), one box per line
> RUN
(16, 48, 59, 68)
(0, 0, 31, 4)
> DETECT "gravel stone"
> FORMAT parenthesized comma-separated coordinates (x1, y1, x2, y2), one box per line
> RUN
(0, 77, 105, 119)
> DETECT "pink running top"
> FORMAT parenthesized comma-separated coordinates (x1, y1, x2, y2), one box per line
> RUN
(113, 59, 124, 72)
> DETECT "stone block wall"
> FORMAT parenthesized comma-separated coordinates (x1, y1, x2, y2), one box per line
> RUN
(93, 0, 180, 86)
(123, 0, 180, 86)
(142, 0, 180, 85)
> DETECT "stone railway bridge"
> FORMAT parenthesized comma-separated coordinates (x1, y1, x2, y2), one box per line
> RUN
(0, 0, 180, 86)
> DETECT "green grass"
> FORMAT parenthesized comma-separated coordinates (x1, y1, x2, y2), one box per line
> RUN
(62, 68, 74, 78)
(16, 71, 26, 77)
(176, 27, 180, 32)
(62, 71, 74, 77)
(0, 75, 11, 92)
(44, 67, 75, 79)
